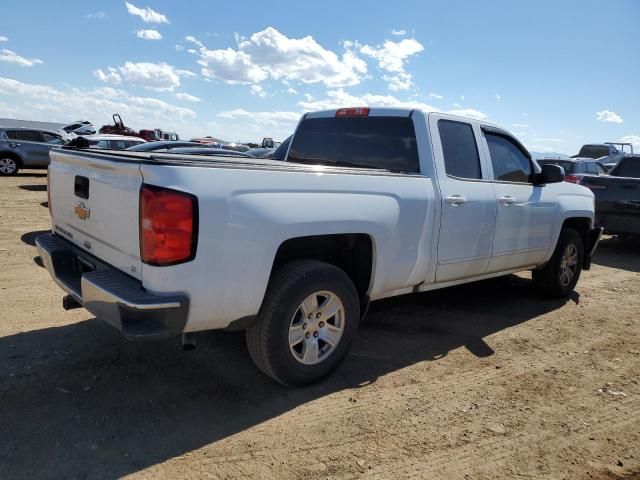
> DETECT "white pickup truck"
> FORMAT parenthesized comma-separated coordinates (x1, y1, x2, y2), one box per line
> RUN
(37, 107, 602, 385)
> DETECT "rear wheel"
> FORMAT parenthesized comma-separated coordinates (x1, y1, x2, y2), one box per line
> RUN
(0, 157, 19, 176)
(533, 228, 584, 297)
(246, 260, 360, 386)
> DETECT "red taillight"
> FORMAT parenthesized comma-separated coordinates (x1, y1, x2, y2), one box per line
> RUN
(335, 107, 370, 117)
(140, 184, 197, 266)
(564, 174, 580, 183)
(46, 166, 52, 216)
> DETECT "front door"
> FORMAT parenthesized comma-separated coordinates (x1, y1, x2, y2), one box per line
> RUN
(480, 129, 556, 272)
(430, 116, 497, 283)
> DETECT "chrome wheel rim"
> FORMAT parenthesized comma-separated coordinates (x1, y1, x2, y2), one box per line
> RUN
(288, 290, 345, 366)
(0, 158, 17, 174)
(559, 243, 578, 286)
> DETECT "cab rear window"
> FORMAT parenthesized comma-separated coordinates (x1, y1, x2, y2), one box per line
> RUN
(287, 116, 419, 173)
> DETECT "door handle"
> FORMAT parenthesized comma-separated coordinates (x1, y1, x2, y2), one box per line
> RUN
(499, 195, 517, 205)
(445, 195, 467, 206)
(9, 143, 21, 148)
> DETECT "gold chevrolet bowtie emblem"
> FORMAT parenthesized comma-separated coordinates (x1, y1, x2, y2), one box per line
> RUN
(74, 202, 90, 220)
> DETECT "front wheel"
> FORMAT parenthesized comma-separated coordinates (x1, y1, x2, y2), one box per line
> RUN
(246, 260, 360, 386)
(533, 228, 584, 298)
(0, 157, 19, 176)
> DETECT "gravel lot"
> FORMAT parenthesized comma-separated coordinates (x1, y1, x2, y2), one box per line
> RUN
(1, 171, 639, 479)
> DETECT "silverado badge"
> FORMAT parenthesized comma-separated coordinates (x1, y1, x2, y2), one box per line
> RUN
(74, 202, 90, 220)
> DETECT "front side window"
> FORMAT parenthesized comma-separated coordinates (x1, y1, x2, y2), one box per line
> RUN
(596, 163, 607, 175)
(287, 116, 419, 173)
(438, 120, 481, 179)
(585, 162, 599, 174)
(485, 133, 532, 183)
(5, 130, 18, 140)
(43, 133, 63, 144)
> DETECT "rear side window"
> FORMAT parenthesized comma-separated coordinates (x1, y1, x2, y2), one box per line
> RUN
(14, 130, 44, 142)
(287, 116, 419, 173)
(438, 120, 481, 179)
(486, 133, 533, 183)
(585, 162, 599, 174)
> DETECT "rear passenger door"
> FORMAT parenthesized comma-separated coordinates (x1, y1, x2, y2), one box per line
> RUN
(480, 128, 556, 271)
(429, 115, 497, 283)
(12, 130, 51, 167)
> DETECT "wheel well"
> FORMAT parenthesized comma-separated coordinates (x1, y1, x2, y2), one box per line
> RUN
(562, 217, 591, 249)
(0, 151, 22, 167)
(272, 234, 373, 308)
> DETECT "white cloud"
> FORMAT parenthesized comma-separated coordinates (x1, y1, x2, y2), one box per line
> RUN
(360, 39, 423, 73)
(86, 11, 107, 20)
(391, 29, 407, 36)
(429, 92, 443, 100)
(217, 108, 300, 125)
(0, 49, 43, 67)
(0, 36, 9, 42)
(136, 29, 162, 40)
(447, 109, 487, 120)
(286, 87, 298, 95)
(495, 94, 501, 100)
(360, 38, 423, 90)
(620, 135, 640, 150)
(384, 72, 412, 92)
(250, 84, 267, 98)
(175, 44, 184, 52)
(596, 110, 622, 123)
(513, 123, 528, 128)
(93, 62, 191, 91)
(124, 2, 168, 23)
(188, 27, 367, 88)
(93, 68, 122, 85)
(174, 92, 201, 102)
(0, 76, 195, 135)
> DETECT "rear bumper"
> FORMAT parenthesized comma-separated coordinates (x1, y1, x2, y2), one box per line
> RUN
(36, 233, 189, 341)
(596, 213, 640, 235)
(583, 227, 603, 270)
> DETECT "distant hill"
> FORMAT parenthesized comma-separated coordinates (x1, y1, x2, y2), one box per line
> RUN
(530, 151, 570, 160)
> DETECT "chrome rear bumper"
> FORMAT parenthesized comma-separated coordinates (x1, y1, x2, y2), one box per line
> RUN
(36, 233, 188, 341)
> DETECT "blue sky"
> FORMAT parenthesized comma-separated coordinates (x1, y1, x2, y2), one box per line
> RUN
(0, 0, 638, 153)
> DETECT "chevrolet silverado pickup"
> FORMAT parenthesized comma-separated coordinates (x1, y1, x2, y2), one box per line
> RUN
(37, 108, 602, 385)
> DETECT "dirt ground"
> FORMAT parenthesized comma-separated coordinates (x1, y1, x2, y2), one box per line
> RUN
(1, 171, 639, 480)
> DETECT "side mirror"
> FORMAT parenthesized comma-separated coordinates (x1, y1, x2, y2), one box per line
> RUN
(536, 164, 565, 185)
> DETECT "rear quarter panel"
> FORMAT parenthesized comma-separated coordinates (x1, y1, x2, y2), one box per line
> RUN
(139, 163, 437, 332)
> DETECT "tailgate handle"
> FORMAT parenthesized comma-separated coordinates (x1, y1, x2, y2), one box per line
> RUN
(74, 176, 90, 199)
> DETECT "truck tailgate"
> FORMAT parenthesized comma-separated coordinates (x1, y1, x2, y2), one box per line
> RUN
(48, 149, 143, 280)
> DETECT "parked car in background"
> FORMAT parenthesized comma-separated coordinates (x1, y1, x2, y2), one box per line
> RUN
(246, 135, 292, 159)
(577, 155, 640, 236)
(61, 121, 96, 136)
(126, 141, 203, 152)
(222, 143, 251, 153)
(190, 136, 225, 145)
(38, 108, 601, 385)
(537, 157, 608, 183)
(572, 142, 633, 170)
(73, 134, 146, 150)
(0, 127, 65, 175)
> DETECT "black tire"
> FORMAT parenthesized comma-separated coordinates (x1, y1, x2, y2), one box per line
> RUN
(246, 260, 360, 386)
(533, 228, 584, 298)
(0, 156, 20, 176)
